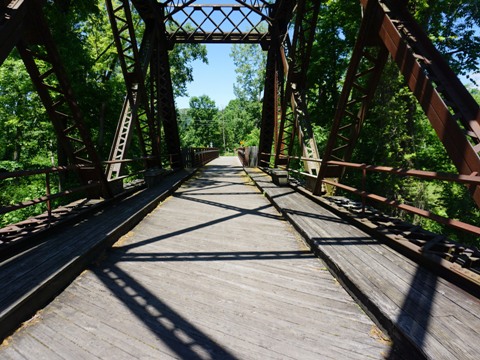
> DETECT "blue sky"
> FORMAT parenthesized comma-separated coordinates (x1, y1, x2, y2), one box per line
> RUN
(169, 0, 267, 109)
(175, 44, 237, 110)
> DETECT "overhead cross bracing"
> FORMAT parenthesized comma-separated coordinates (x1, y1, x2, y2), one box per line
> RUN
(163, 2, 272, 47)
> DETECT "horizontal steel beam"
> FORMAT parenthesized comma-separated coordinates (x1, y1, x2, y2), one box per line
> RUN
(168, 33, 270, 45)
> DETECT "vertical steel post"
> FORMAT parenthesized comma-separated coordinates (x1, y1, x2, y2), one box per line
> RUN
(154, 7, 182, 168)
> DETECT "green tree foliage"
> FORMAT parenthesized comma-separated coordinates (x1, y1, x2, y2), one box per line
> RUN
(230, 44, 266, 101)
(221, 99, 260, 150)
(411, 0, 480, 80)
(0, 54, 51, 165)
(182, 95, 220, 148)
(306, 0, 362, 153)
(180, 97, 261, 153)
(220, 43, 266, 151)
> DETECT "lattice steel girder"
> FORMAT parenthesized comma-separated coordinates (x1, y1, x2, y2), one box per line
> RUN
(377, 0, 480, 206)
(314, 0, 388, 194)
(379, 2, 480, 207)
(105, 0, 161, 180)
(149, 42, 163, 162)
(288, 0, 320, 87)
(258, 0, 294, 167)
(274, 0, 321, 177)
(127, 0, 184, 168)
(163, 3, 272, 47)
(376, 1, 480, 148)
(17, 1, 110, 197)
(274, 46, 292, 166)
(106, 0, 147, 179)
(0, 0, 29, 65)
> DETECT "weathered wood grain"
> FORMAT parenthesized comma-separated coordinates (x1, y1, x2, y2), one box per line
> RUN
(1, 157, 391, 359)
(246, 166, 480, 360)
(0, 169, 195, 343)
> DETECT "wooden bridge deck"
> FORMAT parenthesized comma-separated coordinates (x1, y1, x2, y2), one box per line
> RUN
(245, 167, 480, 359)
(1, 157, 393, 359)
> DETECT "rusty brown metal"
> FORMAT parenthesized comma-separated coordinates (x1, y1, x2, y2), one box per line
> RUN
(0, 182, 100, 216)
(2, 0, 479, 258)
(273, 0, 321, 185)
(376, 0, 480, 206)
(163, 3, 271, 47)
(314, 0, 388, 194)
(16, 0, 110, 197)
(326, 160, 480, 185)
(258, 0, 295, 169)
(321, 178, 480, 237)
(153, 16, 183, 168)
(105, 0, 161, 180)
(0, 0, 29, 65)
(316, 0, 480, 208)
(259, 44, 281, 167)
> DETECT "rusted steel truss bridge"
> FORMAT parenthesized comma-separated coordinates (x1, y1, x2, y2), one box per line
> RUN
(1, 0, 480, 305)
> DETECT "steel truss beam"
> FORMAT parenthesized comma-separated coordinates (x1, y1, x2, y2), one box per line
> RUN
(0, 0, 29, 66)
(315, 0, 480, 207)
(315, 0, 389, 190)
(16, 0, 109, 197)
(105, 0, 161, 180)
(258, 0, 294, 167)
(163, 2, 272, 47)
(274, 0, 321, 185)
(153, 16, 182, 168)
(258, 45, 281, 167)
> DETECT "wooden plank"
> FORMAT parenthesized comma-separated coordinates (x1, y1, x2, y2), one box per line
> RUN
(246, 166, 480, 360)
(0, 169, 196, 342)
(1, 157, 391, 359)
(280, 191, 480, 358)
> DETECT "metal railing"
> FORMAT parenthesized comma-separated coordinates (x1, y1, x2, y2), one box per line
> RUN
(183, 147, 220, 168)
(0, 165, 101, 222)
(1, 147, 220, 230)
(260, 153, 480, 238)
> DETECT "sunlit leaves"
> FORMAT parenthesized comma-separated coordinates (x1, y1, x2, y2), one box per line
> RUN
(230, 43, 266, 102)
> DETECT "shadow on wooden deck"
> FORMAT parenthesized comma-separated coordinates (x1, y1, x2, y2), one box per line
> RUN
(92, 263, 239, 359)
(385, 267, 437, 359)
(246, 166, 479, 359)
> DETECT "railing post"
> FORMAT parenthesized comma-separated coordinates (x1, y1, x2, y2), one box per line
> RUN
(361, 164, 366, 215)
(45, 172, 52, 225)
